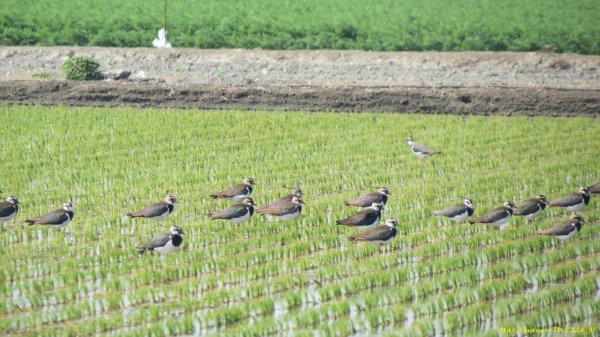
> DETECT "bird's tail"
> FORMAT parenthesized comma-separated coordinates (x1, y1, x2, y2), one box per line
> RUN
(24, 219, 36, 226)
(210, 194, 219, 199)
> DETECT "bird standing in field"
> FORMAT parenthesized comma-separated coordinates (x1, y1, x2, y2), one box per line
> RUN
(257, 187, 302, 213)
(588, 182, 600, 195)
(349, 219, 398, 245)
(432, 197, 475, 223)
(548, 186, 590, 213)
(538, 214, 584, 241)
(513, 195, 548, 222)
(406, 135, 442, 158)
(336, 203, 383, 228)
(25, 202, 74, 228)
(138, 226, 184, 255)
(257, 195, 304, 221)
(210, 177, 255, 200)
(344, 187, 390, 208)
(469, 201, 516, 230)
(208, 198, 256, 224)
(127, 194, 177, 220)
(0, 195, 19, 224)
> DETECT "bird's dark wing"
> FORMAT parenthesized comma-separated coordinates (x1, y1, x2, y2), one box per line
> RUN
(514, 199, 541, 215)
(139, 232, 171, 250)
(539, 220, 578, 236)
(211, 184, 249, 198)
(549, 193, 582, 207)
(209, 204, 249, 219)
(0, 201, 17, 217)
(261, 202, 300, 216)
(411, 142, 440, 155)
(344, 192, 382, 207)
(470, 207, 510, 223)
(433, 203, 466, 217)
(350, 225, 396, 241)
(31, 209, 70, 225)
(337, 209, 379, 226)
(129, 201, 169, 218)
(257, 194, 294, 213)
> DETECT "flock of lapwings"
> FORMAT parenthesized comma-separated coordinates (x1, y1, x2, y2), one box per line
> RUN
(0, 136, 597, 255)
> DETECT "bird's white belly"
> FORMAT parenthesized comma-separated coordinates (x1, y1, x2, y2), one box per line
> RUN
(155, 240, 178, 255)
(556, 229, 578, 241)
(525, 207, 542, 220)
(230, 211, 251, 223)
(451, 211, 469, 223)
(367, 237, 394, 245)
(274, 210, 300, 221)
(151, 210, 169, 220)
(492, 214, 511, 230)
(0, 213, 16, 223)
(411, 148, 428, 158)
(232, 193, 249, 201)
(566, 201, 585, 213)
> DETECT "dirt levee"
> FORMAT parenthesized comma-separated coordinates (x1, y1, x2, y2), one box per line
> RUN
(1, 47, 599, 115)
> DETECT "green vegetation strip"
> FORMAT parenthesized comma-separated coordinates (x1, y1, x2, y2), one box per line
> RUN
(1, 0, 600, 53)
(0, 106, 599, 336)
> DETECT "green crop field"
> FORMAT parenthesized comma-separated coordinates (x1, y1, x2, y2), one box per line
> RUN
(1, 0, 599, 54)
(1, 106, 599, 337)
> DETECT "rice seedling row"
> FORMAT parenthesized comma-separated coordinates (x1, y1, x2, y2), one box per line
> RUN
(1, 106, 598, 336)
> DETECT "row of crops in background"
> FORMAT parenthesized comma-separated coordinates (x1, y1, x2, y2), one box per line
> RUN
(1, 0, 599, 54)
(1, 106, 599, 336)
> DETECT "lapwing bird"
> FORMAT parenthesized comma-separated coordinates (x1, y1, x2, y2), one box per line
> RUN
(208, 198, 256, 224)
(588, 182, 600, 195)
(468, 201, 516, 230)
(210, 177, 255, 200)
(513, 195, 548, 221)
(432, 197, 474, 223)
(257, 195, 304, 221)
(344, 187, 391, 208)
(257, 187, 302, 214)
(538, 214, 584, 241)
(406, 135, 441, 158)
(0, 195, 19, 224)
(349, 219, 398, 245)
(138, 226, 184, 255)
(336, 203, 383, 228)
(548, 186, 590, 213)
(127, 194, 177, 220)
(25, 202, 74, 228)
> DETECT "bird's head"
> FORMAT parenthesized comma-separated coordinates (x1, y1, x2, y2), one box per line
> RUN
(292, 196, 304, 205)
(503, 201, 516, 209)
(378, 187, 391, 196)
(570, 213, 584, 222)
(462, 197, 473, 208)
(165, 194, 177, 204)
(244, 177, 256, 186)
(579, 186, 590, 195)
(242, 197, 256, 206)
(63, 202, 73, 211)
(370, 203, 384, 211)
(170, 226, 184, 235)
(384, 219, 398, 228)
(6, 195, 19, 204)
(535, 195, 548, 204)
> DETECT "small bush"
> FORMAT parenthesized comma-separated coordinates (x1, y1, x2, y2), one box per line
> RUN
(61, 56, 101, 80)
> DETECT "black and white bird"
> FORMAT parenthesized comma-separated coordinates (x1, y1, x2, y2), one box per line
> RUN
(0, 195, 19, 224)
(208, 198, 256, 224)
(432, 197, 475, 223)
(513, 195, 548, 221)
(138, 226, 184, 255)
(344, 187, 390, 208)
(406, 135, 441, 158)
(257, 195, 304, 221)
(587, 182, 600, 195)
(349, 219, 398, 245)
(25, 202, 74, 228)
(538, 214, 584, 241)
(336, 203, 383, 228)
(257, 187, 302, 214)
(469, 201, 516, 230)
(548, 186, 590, 213)
(127, 194, 177, 220)
(210, 177, 255, 200)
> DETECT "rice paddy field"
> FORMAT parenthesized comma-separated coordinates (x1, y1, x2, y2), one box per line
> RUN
(1, 0, 600, 54)
(1, 105, 599, 337)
